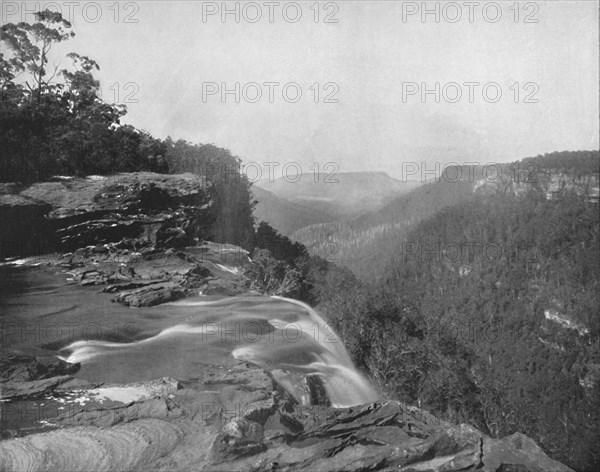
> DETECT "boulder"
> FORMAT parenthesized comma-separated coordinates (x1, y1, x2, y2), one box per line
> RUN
(115, 281, 187, 307)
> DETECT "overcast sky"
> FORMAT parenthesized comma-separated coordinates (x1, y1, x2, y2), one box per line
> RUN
(6, 1, 599, 179)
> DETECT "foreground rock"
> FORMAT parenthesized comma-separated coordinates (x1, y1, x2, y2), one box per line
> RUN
(0, 172, 283, 304)
(0, 362, 572, 472)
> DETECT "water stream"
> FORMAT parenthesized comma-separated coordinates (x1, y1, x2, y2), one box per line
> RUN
(59, 295, 379, 407)
(1, 266, 379, 411)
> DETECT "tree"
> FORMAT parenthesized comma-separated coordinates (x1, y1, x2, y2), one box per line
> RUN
(254, 221, 307, 263)
(0, 10, 169, 182)
(0, 10, 74, 102)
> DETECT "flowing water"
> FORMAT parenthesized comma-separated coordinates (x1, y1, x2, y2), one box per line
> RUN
(1, 265, 379, 413)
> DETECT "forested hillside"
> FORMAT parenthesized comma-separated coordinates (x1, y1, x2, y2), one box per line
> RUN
(257, 153, 599, 472)
(163, 138, 255, 248)
(294, 152, 600, 280)
(314, 152, 600, 471)
(292, 178, 474, 278)
(251, 185, 337, 236)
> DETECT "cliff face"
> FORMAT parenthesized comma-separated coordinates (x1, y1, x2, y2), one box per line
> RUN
(210, 178, 256, 250)
(0, 173, 216, 259)
(472, 167, 600, 202)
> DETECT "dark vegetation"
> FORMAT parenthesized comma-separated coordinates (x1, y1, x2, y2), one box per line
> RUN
(2, 11, 599, 472)
(245, 151, 600, 471)
(0, 11, 255, 248)
(292, 178, 474, 278)
(517, 151, 600, 177)
(317, 154, 600, 472)
(0, 11, 167, 181)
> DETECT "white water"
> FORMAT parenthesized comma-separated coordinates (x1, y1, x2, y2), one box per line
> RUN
(59, 296, 379, 407)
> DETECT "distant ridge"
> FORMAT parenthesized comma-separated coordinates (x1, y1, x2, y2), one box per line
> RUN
(258, 171, 421, 226)
(251, 186, 337, 236)
(292, 151, 600, 279)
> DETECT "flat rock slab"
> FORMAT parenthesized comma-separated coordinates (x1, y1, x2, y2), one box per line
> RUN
(1, 172, 213, 256)
(19, 173, 207, 217)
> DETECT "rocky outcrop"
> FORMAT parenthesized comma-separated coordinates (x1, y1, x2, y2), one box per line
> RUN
(472, 167, 600, 202)
(0, 173, 215, 258)
(0, 353, 81, 400)
(0, 172, 256, 305)
(17, 240, 250, 307)
(0, 361, 573, 472)
(1, 375, 75, 401)
(0, 354, 79, 384)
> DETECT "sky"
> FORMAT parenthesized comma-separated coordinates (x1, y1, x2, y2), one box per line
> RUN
(3, 1, 599, 180)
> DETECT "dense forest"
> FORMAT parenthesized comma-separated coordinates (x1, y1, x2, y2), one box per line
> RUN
(316, 170, 600, 471)
(246, 152, 600, 471)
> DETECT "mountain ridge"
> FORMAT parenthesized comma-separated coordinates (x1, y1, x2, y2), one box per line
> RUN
(292, 152, 600, 280)
(253, 170, 421, 235)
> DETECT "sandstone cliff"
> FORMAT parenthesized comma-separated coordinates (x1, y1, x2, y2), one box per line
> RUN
(0, 172, 251, 259)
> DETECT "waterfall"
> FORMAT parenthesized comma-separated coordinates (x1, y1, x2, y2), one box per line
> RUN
(58, 296, 380, 407)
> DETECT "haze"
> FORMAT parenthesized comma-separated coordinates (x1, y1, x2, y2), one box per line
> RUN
(4, 1, 598, 179)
